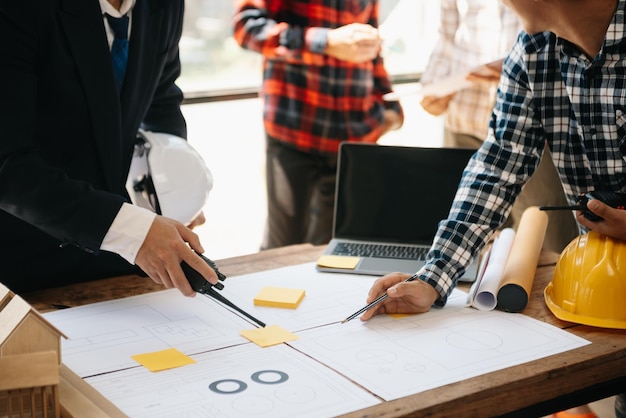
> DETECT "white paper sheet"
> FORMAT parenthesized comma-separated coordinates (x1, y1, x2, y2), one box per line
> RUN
(44, 289, 254, 377)
(420, 72, 474, 97)
(288, 289, 590, 401)
(383, 62, 500, 102)
(44, 262, 590, 415)
(86, 343, 380, 418)
(217, 262, 378, 332)
(467, 228, 516, 310)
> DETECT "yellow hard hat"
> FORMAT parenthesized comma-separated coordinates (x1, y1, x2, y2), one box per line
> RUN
(544, 231, 626, 329)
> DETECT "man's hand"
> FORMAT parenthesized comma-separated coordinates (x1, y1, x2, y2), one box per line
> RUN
(465, 58, 504, 84)
(576, 199, 626, 242)
(359, 272, 439, 321)
(135, 216, 218, 297)
(326, 23, 382, 63)
(380, 109, 403, 135)
(420, 93, 455, 116)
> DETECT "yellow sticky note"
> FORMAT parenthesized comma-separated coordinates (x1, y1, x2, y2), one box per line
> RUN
(316, 255, 360, 269)
(388, 313, 415, 319)
(254, 286, 305, 309)
(131, 348, 196, 372)
(240, 324, 299, 347)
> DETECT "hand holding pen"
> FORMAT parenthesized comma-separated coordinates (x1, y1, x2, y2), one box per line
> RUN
(342, 272, 439, 323)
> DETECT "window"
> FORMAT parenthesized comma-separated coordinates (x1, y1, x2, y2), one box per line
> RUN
(178, 0, 441, 98)
(179, 1, 444, 260)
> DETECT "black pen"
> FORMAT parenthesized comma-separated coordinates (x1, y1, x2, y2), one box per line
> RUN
(203, 286, 267, 328)
(341, 273, 419, 323)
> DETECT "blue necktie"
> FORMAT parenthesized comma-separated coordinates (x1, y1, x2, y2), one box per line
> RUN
(106, 14, 129, 92)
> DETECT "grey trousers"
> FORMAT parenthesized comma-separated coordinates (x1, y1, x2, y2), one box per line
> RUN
(262, 137, 337, 250)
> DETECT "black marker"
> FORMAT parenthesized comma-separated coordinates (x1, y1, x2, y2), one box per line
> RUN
(342, 273, 419, 323)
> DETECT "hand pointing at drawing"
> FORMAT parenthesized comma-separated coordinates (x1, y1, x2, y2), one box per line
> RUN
(359, 272, 440, 321)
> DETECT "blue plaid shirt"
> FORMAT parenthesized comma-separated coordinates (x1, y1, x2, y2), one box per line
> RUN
(422, 0, 626, 306)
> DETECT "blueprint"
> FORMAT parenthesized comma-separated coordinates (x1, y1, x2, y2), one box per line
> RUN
(215, 263, 378, 332)
(86, 344, 380, 418)
(288, 290, 589, 400)
(44, 262, 590, 416)
(44, 289, 254, 377)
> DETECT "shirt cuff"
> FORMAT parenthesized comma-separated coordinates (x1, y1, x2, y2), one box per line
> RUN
(101, 202, 156, 264)
(306, 27, 329, 54)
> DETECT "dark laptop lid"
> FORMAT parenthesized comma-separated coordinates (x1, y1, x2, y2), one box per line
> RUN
(333, 143, 476, 245)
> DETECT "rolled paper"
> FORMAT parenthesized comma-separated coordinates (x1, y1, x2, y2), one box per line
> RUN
(497, 206, 548, 312)
(467, 228, 516, 311)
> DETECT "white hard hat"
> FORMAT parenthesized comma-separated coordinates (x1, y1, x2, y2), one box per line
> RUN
(126, 130, 213, 225)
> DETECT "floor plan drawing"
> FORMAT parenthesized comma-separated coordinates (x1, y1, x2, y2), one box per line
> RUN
(85, 344, 380, 418)
(289, 291, 590, 400)
(44, 289, 254, 377)
(44, 263, 590, 416)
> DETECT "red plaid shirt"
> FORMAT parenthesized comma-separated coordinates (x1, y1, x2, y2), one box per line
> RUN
(234, 0, 403, 154)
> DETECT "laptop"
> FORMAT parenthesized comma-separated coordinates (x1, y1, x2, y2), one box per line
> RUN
(316, 142, 479, 282)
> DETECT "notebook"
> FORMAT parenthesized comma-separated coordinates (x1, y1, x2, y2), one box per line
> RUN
(316, 143, 479, 282)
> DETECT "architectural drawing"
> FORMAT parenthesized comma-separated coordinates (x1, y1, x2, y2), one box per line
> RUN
(44, 263, 589, 416)
(85, 344, 380, 418)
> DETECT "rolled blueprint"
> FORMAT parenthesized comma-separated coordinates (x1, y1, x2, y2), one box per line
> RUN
(467, 228, 516, 311)
(497, 206, 548, 312)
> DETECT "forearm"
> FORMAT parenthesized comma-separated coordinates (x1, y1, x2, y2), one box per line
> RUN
(233, 2, 328, 66)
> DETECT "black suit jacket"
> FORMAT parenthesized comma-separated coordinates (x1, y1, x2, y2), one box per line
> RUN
(0, 0, 186, 292)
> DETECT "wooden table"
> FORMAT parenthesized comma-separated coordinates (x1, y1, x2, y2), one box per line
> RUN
(23, 244, 626, 418)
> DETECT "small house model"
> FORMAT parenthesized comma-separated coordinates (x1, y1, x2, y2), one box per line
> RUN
(0, 283, 67, 418)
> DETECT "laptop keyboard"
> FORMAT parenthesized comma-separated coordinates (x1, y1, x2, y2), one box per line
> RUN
(331, 242, 429, 260)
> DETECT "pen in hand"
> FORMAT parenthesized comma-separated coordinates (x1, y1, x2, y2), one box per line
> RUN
(341, 273, 419, 323)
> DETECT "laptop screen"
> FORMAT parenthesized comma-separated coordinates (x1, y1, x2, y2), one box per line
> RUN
(333, 143, 476, 245)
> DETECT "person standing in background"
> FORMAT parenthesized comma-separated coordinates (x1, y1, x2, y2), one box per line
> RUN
(420, 0, 520, 149)
(419, 0, 579, 253)
(233, 0, 404, 250)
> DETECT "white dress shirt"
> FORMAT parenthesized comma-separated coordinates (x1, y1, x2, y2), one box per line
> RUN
(98, 0, 156, 264)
